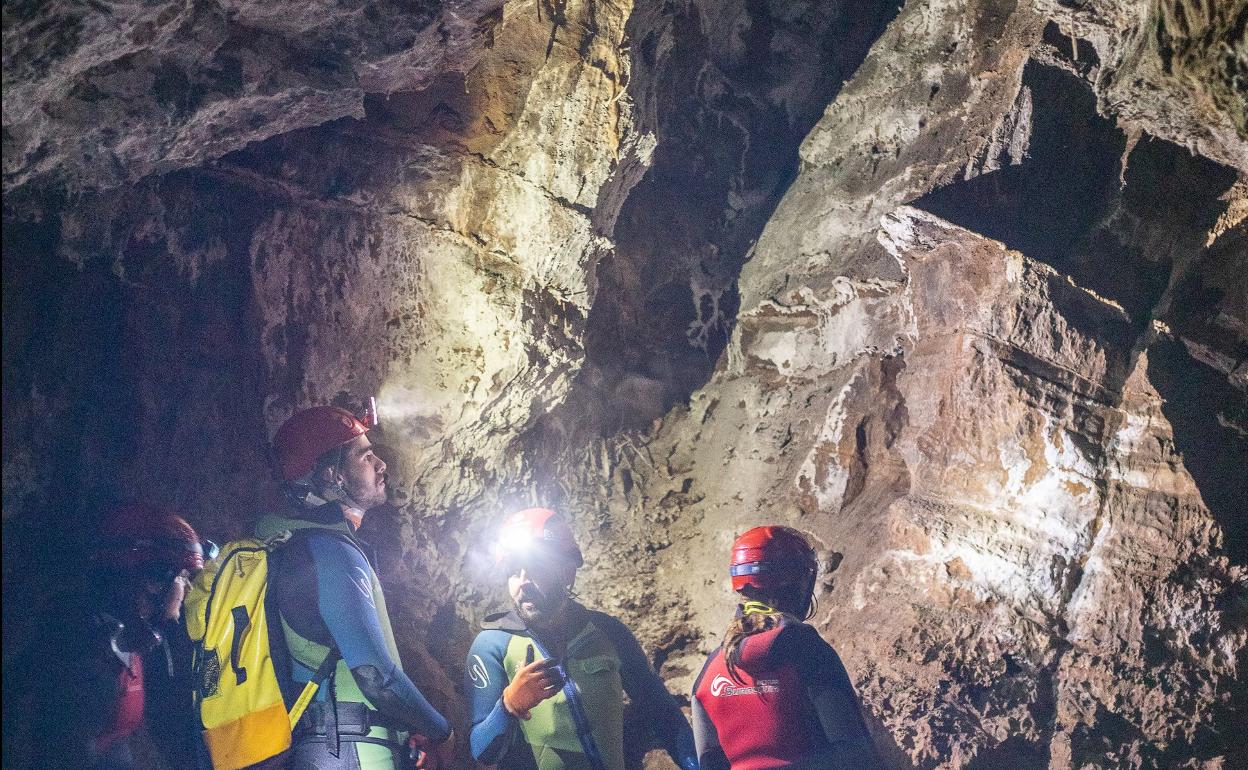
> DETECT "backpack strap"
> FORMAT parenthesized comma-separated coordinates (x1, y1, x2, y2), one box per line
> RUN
(287, 643, 341, 729)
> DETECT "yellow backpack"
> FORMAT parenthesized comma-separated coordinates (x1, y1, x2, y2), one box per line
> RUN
(185, 533, 338, 770)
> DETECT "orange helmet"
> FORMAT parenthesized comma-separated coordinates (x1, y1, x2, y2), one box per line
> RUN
(729, 526, 816, 593)
(272, 406, 369, 482)
(494, 508, 584, 568)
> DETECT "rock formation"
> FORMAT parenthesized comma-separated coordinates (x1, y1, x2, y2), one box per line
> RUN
(3, 0, 1245, 767)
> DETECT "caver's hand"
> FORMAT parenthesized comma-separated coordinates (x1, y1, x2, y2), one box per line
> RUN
(409, 729, 454, 769)
(161, 570, 191, 622)
(502, 645, 562, 720)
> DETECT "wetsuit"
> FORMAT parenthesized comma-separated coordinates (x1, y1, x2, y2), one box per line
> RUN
(466, 603, 699, 770)
(258, 505, 450, 770)
(2, 593, 155, 770)
(691, 619, 880, 769)
(142, 613, 201, 767)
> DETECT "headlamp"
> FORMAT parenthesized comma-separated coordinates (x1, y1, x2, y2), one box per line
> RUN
(358, 396, 380, 428)
(494, 522, 539, 565)
(492, 507, 585, 570)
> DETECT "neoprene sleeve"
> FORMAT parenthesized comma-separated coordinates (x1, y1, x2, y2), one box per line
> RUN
(690, 695, 729, 770)
(589, 612, 699, 770)
(780, 624, 881, 766)
(306, 535, 450, 740)
(465, 629, 519, 764)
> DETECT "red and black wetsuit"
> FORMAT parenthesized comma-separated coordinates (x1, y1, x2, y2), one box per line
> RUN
(691, 618, 881, 769)
(2, 595, 160, 770)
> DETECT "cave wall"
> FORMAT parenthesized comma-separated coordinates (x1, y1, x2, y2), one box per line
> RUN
(6, 0, 643, 741)
(4, 0, 1247, 767)
(2, 0, 508, 191)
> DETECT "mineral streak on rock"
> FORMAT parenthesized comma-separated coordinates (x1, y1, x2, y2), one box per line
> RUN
(3, 0, 1247, 767)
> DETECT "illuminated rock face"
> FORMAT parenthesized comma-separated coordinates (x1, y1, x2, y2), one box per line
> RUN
(624, 206, 1245, 767)
(3, 0, 1246, 767)
(5, 0, 639, 733)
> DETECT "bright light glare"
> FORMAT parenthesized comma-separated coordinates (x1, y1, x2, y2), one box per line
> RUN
(494, 522, 538, 561)
(376, 385, 440, 422)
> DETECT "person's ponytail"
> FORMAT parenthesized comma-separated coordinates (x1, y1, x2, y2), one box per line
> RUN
(722, 598, 791, 682)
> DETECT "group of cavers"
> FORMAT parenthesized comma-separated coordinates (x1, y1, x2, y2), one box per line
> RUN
(4, 405, 885, 770)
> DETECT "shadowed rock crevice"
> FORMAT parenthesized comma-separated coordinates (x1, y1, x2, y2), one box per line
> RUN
(835, 353, 911, 518)
(540, 0, 906, 439)
(917, 59, 1238, 325)
(1147, 336, 1248, 562)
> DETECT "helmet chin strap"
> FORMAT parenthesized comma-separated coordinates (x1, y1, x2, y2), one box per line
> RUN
(798, 569, 818, 620)
(321, 479, 366, 512)
(742, 570, 818, 620)
(801, 592, 818, 621)
(288, 475, 366, 518)
(742, 600, 779, 616)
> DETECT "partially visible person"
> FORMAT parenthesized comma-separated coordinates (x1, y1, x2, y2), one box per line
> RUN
(691, 526, 882, 770)
(137, 512, 212, 768)
(2, 504, 210, 770)
(466, 507, 699, 770)
(262, 405, 453, 770)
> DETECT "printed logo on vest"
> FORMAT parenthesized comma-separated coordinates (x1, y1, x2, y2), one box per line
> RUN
(709, 674, 780, 697)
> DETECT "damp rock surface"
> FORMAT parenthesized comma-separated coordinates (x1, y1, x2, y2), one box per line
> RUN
(4, 0, 1247, 767)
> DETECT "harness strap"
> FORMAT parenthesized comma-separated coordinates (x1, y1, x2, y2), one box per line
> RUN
(327, 666, 340, 757)
(529, 636, 607, 770)
(295, 734, 407, 755)
(276, 530, 341, 731)
(274, 526, 399, 761)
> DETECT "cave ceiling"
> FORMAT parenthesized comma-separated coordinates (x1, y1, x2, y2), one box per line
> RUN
(3, 0, 1247, 767)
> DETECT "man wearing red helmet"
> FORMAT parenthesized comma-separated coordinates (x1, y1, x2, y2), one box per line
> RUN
(691, 526, 882, 769)
(465, 507, 700, 770)
(2, 505, 211, 770)
(258, 405, 453, 770)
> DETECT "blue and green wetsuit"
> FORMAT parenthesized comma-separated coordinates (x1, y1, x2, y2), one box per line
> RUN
(466, 603, 698, 770)
(257, 505, 450, 769)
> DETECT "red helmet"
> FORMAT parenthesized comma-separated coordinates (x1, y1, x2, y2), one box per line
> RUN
(729, 526, 817, 593)
(273, 406, 369, 482)
(494, 507, 584, 568)
(95, 505, 213, 575)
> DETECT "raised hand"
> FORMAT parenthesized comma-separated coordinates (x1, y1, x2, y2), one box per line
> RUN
(502, 645, 563, 720)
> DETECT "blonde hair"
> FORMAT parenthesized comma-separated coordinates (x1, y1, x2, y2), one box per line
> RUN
(721, 589, 810, 682)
